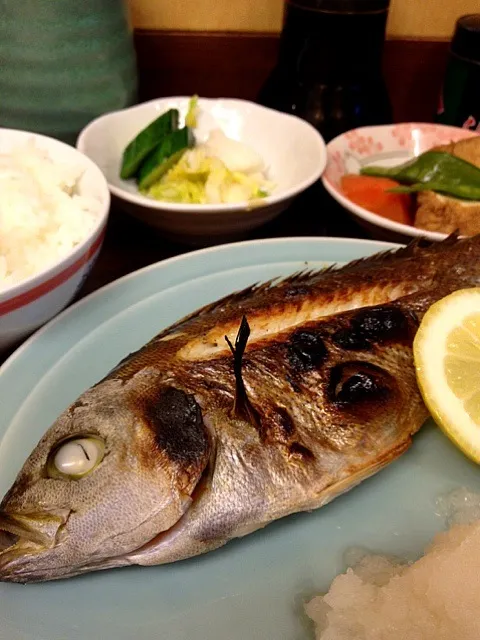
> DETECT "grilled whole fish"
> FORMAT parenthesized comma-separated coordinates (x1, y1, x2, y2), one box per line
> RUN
(1, 235, 480, 583)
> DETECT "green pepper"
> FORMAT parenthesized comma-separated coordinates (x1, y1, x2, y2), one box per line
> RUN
(361, 151, 480, 201)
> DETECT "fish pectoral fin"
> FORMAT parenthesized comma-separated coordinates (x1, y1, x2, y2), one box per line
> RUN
(225, 315, 261, 427)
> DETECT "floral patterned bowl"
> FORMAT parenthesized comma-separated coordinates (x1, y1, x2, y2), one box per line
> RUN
(322, 123, 479, 243)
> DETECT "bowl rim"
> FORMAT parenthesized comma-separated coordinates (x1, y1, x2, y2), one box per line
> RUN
(322, 122, 479, 241)
(76, 96, 328, 214)
(0, 128, 111, 303)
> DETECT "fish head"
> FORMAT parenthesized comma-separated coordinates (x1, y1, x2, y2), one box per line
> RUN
(0, 378, 211, 582)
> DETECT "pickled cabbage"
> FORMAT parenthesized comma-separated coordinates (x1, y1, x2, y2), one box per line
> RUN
(143, 144, 274, 205)
(143, 125, 274, 204)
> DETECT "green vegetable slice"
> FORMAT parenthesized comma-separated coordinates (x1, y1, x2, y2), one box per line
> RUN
(120, 109, 179, 180)
(361, 151, 480, 201)
(137, 127, 194, 190)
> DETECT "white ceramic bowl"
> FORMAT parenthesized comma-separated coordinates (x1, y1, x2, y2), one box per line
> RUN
(322, 123, 479, 243)
(0, 128, 110, 351)
(77, 97, 327, 245)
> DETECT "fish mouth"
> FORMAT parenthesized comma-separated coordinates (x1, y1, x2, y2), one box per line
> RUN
(0, 510, 71, 549)
(0, 506, 186, 583)
(0, 509, 71, 582)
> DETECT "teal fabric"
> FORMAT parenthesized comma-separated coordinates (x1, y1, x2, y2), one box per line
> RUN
(0, 0, 138, 145)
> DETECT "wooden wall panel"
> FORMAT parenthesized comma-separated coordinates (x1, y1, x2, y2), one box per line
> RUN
(134, 32, 449, 124)
(129, 0, 476, 38)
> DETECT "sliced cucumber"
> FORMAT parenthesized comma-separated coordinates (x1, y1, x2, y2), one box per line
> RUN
(138, 127, 194, 190)
(120, 109, 179, 180)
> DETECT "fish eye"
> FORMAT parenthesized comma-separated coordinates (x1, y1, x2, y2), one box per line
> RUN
(47, 436, 105, 480)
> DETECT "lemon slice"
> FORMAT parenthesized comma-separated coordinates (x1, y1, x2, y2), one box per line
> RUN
(413, 288, 480, 463)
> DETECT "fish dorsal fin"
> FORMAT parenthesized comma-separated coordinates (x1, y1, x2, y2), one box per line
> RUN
(316, 233, 463, 277)
(330, 234, 459, 275)
(225, 316, 260, 427)
(156, 233, 465, 342)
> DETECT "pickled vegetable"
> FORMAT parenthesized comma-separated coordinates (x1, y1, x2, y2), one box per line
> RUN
(137, 127, 194, 190)
(120, 109, 179, 180)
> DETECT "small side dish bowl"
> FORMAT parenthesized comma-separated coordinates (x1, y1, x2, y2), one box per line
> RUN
(77, 97, 327, 245)
(322, 123, 479, 243)
(0, 128, 110, 351)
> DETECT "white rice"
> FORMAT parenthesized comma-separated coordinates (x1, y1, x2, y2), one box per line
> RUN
(305, 488, 480, 640)
(0, 141, 102, 292)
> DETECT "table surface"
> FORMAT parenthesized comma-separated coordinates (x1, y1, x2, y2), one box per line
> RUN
(84, 183, 370, 293)
(0, 183, 372, 365)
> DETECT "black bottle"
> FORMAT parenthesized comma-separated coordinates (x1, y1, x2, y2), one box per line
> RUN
(258, 0, 392, 142)
(437, 14, 480, 130)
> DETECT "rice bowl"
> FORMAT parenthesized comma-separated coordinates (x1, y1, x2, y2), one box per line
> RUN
(0, 128, 110, 350)
(0, 141, 103, 291)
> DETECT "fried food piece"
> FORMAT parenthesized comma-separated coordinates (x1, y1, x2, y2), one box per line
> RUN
(433, 136, 480, 169)
(414, 136, 480, 235)
(414, 190, 480, 235)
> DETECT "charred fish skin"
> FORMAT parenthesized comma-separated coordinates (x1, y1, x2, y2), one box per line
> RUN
(126, 298, 427, 568)
(1, 235, 480, 582)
